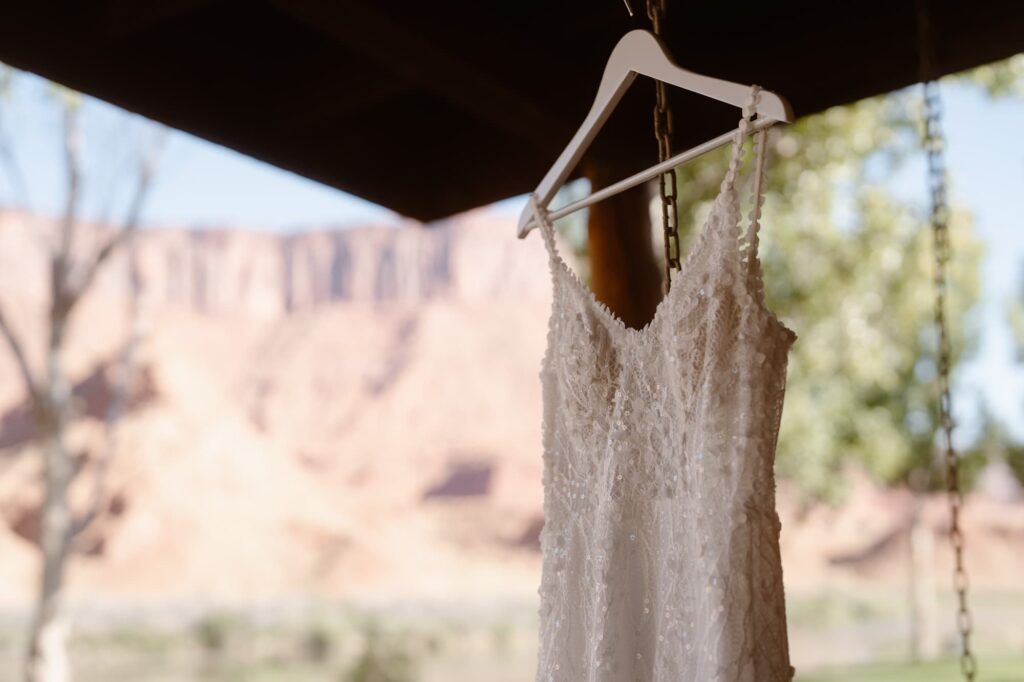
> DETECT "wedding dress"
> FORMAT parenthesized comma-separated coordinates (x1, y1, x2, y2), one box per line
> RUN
(530, 86, 797, 682)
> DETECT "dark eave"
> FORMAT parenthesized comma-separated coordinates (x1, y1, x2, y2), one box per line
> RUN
(1, 1, 1022, 221)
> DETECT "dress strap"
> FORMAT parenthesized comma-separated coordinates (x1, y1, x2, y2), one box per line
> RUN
(719, 85, 762, 196)
(528, 192, 561, 264)
(714, 85, 771, 292)
(743, 126, 770, 284)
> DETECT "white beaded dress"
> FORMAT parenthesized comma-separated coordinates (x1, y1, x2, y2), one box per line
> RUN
(530, 86, 797, 682)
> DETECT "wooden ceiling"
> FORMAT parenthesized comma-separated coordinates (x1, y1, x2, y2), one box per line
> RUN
(1, 1, 1022, 221)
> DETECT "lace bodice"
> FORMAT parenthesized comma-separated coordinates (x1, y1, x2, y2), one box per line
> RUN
(531, 87, 797, 682)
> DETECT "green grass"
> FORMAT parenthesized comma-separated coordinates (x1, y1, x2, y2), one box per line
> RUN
(787, 591, 895, 628)
(1, 597, 1020, 682)
(797, 656, 1023, 682)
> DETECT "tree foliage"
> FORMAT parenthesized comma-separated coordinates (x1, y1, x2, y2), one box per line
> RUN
(959, 53, 1024, 99)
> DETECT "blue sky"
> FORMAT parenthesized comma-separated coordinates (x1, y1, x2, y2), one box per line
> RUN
(2, 68, 1023, 441)
(0, 73, 399, 230)
(938, 83, 1024, 439)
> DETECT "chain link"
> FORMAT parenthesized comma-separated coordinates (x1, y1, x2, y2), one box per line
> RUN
(915, 1, 976, 677)
(646, 0, 681, 294)
(922, 78, 977, 682)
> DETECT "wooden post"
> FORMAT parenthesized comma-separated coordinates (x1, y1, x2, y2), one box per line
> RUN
(582, 161, 663, 330)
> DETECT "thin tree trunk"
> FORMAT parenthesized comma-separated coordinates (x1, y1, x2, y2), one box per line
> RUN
(583, 161, 662, 329)
(76, 235, 143, 538)
(26, 436, 73, 682)
(26, 312, 73, 682)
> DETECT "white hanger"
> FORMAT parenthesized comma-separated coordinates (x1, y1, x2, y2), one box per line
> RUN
(518, 29, 794, 238)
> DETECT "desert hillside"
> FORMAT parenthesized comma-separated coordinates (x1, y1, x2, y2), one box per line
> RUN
(0, 208, 1020, 609)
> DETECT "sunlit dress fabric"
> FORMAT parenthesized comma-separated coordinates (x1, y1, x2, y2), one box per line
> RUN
(531, 86, 797, 682)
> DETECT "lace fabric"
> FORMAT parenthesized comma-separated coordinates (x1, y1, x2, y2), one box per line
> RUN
(531, 86, 797, 682)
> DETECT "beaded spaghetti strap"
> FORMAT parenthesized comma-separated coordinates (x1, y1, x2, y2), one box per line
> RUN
(743, 127, 770, 301)
(719, 85, 762, 200)
(718, 85, 773, 304)
(528, 192, 561, 266)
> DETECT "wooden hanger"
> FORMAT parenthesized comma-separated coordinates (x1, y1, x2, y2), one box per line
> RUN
(518, 29, 793, 238)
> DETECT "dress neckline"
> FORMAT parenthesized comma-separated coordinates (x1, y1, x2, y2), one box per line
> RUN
(533, 192, 729, 339)
(528, 83, 796, 345)
(533, 195, 797, 347)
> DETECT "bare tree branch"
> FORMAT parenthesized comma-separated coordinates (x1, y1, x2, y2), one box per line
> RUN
(56, 101, 82, 266)
(71, 226, 134, 302)
(68, 130, 161, 304)
(0, 304, 39, 403)
(73, 285, 141, 538)
(71, 131, 162, 539)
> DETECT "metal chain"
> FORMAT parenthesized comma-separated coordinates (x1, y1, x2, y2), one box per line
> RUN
(921, 79, 977, 682)
(915, 1, 976, 678)
(646, 0, 681, 294)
